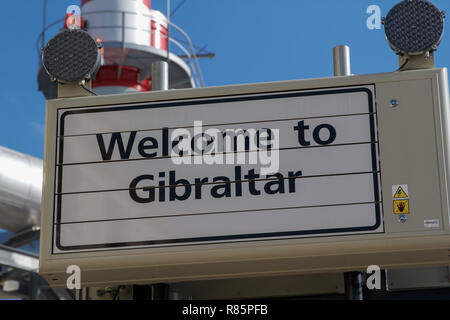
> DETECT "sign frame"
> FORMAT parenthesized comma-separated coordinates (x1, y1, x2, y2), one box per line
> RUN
(53, 86, 382, 253)
(40, 68, 450, 287)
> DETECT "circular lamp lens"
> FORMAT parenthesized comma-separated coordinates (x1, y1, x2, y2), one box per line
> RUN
(384, 0, 444, 55)
(42, 29, 101, 83)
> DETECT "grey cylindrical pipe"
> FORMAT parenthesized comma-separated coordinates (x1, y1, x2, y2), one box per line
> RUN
(0, 146, 42, 233)
(151, 59, 171, 299)
(152, 60, 169, 91)
(335, 46, 362, 300)
(333, 45, 351, 76)
(344, 272, 364, 300)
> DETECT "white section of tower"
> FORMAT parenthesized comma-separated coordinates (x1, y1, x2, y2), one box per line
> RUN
(81, 0, 173, 95)
(82, 0, 159, 47)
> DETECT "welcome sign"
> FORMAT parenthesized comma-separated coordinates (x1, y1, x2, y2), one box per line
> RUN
(51, 85, 382, 253)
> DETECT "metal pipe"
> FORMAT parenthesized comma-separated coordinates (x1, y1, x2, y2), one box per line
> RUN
(333, 46, 363, 300)
(0, 245, 39, 272)
(333, 45, 351, 76)
(152, 60, 169, 91)
(42, 0, 47, 49)
(0, 146, 42, 233)
(151, 59, 170, 299)
(167, 0, 171, 62)
(344, 272, 364, 300)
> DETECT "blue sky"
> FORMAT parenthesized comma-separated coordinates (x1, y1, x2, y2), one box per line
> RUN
(0, 0, 449, 159)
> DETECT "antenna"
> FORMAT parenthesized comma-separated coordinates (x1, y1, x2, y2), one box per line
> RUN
(41, 0, 47, 49)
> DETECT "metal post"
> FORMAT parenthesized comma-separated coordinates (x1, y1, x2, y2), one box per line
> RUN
(167, 0, 171, 61)
(344, 272, 364, 300)
(152, 60, 169, 91)
(333, 45, 352, 76)
(332, 45, 363, 300)
(149, 59, 170, 299)
(29, 273, 40, 300)
(150, 51, 170, 299)
(151, 57, 170, 300)
(42, 0, 47, 48)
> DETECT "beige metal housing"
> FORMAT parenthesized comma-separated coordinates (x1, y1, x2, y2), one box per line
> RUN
(40, 68, 450, 287)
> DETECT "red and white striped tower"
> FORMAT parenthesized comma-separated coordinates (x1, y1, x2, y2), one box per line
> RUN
(38, 0, 195, 99)
(79, 0, 191, 94)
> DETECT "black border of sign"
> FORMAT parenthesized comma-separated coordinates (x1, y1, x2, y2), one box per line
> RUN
(53, 86, 382, 252)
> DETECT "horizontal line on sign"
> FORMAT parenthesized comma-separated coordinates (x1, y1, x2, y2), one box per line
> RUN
(55, 201, 383, 225)
(58, 112, 377, 138)
(57, 141, 379, 166)
(56, 170, 381, 196)
(56, 85, 374, 113)
(52, 226, 384, 255)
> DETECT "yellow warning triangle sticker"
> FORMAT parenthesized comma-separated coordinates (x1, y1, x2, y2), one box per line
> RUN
(394, 186, 408, 198)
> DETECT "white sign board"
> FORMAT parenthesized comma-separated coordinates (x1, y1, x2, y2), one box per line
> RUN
(53, 85, 382, 253)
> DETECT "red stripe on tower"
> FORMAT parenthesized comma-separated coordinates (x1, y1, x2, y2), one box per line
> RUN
(81, 0, 94, 6)
(82, 0, 150, 8)
(142, 0, 151, 9)
(93, 66, 151, 92)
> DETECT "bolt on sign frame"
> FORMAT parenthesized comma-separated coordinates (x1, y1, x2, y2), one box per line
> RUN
(40, 68, 450, 287)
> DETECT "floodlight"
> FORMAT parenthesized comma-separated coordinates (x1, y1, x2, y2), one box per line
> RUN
(42, 29, 101, 83)
(384, 0, 445, 56)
